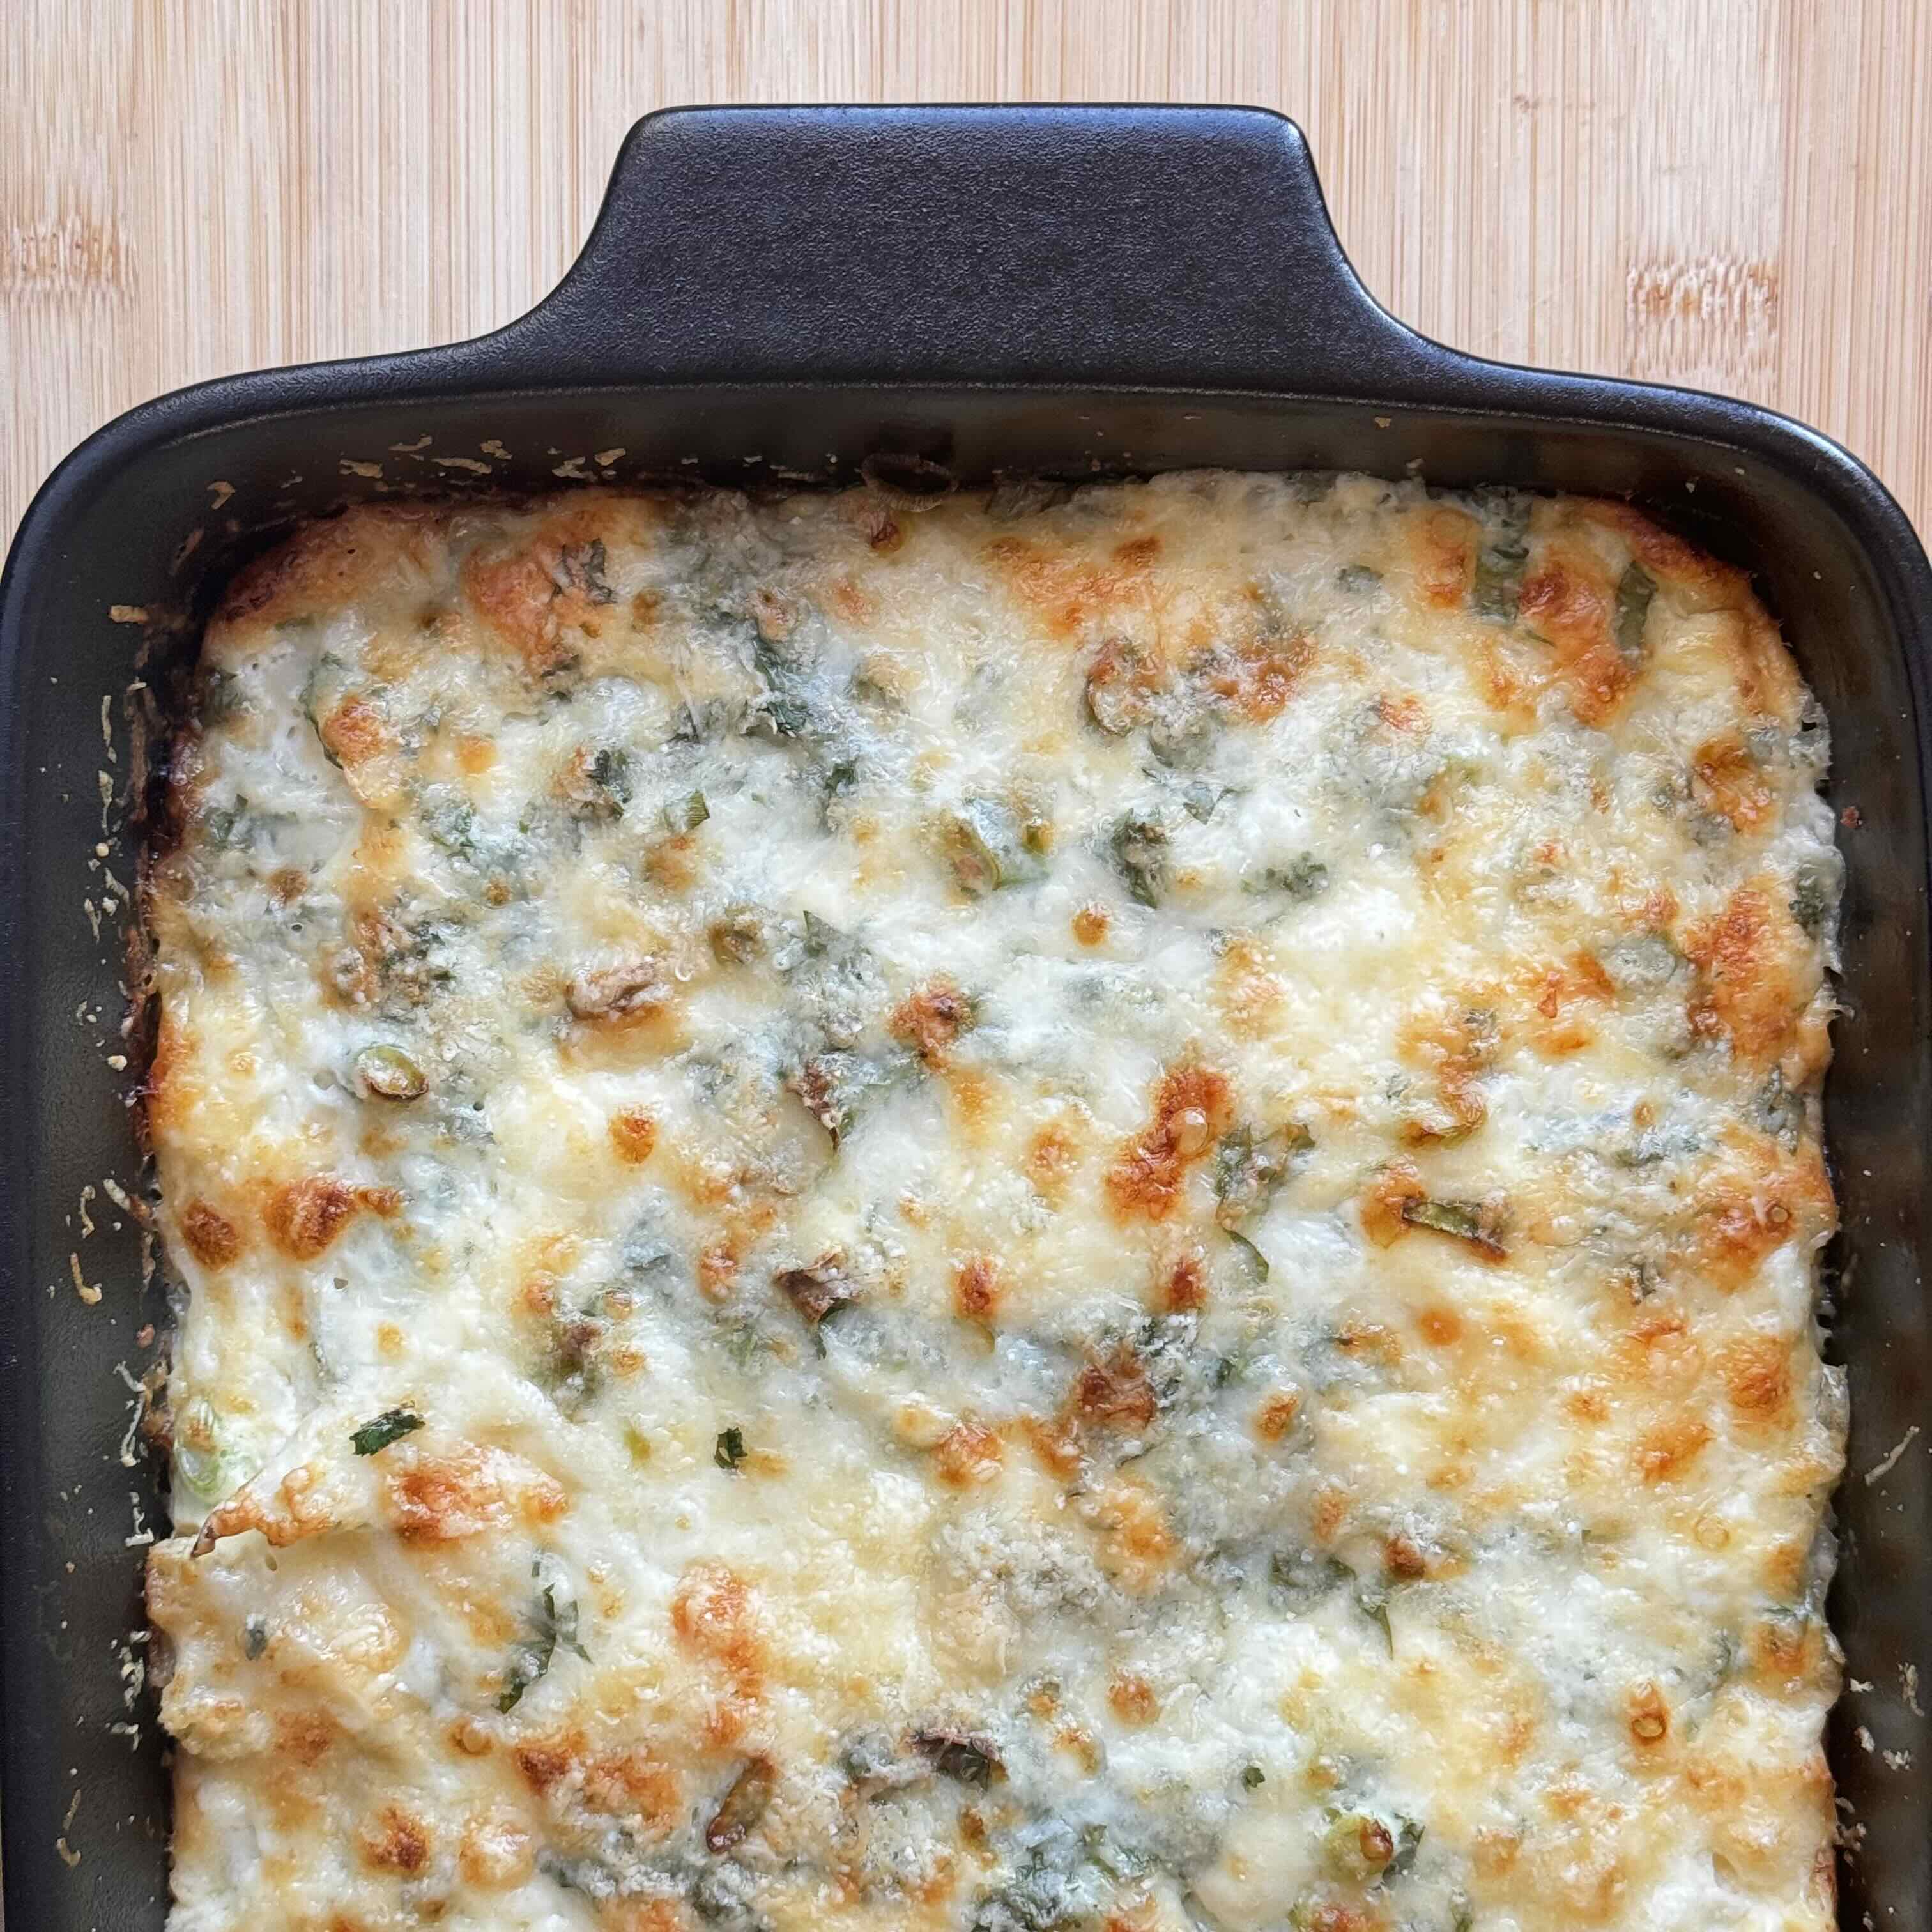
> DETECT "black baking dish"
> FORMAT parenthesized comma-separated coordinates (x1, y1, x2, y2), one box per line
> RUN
(3, 105, 1928, 1930)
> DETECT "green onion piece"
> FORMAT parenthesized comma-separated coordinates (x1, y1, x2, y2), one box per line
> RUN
(1471, 502, 1532, 623)
(1614, 561, 1657, 659)
(355, 1043, 427, 1100)
(664, 790, 710, 834)
(1109, 814, 1171, 907)
(1399, 1194, 1508, 1259)
(350, 1407, 424, 1457)
(715, 1425, 747, 1471)
(940, 798, 1044, 894)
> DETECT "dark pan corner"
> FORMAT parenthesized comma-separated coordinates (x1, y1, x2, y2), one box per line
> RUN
(5, 103, 1930, 1932)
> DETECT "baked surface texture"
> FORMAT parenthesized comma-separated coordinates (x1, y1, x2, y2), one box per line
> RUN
(144, 473, 1844, 1932)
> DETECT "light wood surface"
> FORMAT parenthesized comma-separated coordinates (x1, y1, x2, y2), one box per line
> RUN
(0, 0, 1927, 1914)
(3, 0, 1930, 553)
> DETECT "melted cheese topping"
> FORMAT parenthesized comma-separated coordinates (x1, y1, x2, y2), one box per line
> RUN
(146, 474, 1844, 1932)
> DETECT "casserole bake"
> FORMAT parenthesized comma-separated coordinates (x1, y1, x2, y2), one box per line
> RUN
(3, 106, 1929, 1932)
(146, 471, 1845, 1930)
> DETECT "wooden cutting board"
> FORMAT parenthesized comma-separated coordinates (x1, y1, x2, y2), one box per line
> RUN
(3, 0, 1928, 550)
(0, 0, 1928, 1917)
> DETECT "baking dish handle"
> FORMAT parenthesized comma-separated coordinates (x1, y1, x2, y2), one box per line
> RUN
(476, 103, 1446, 395)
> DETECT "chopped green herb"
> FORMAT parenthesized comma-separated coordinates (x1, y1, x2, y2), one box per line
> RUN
(1110, 814, 1171, 907)
(1269, 1548, 1356, 1610)
(1356, 1576, 1395, 1652)
(1400, 1193, 1508, 1259)
(557, 538, 615, 604)
(1181, 781, 1232, 823)
(354, 1043, 427, 1101)
(241, 1613, 268, 1660)
(569, 745, 631, 821)
(1084, 639, 1157, 735)
(1241, 1764, 1266, 1790)
(715, 1425, 747, 1471)
(664, 789, 710, 834)
(1337, 563, 1383, 593)
(940, 798, 1045, 894)
(1471, 499, 1532, 623)
(1147, 709, 1216, 770)
(1388, 1816, 1425, 1877)
(786, 1049, 900, 1146)
(1614, 560, 1657, 659)
(800, 909, 843, 956)
(199, 667, 245, 723)
(1324, 1808, 1399, 1882)
(1260, 854, 1329, 901)
(1754, 1067, 1805, 1151)
(913, 1728, 1001, 1786)
(496, 1555, 589, 1712)
(350, 1407, 424, 1457)
(1227, 1229, 1270, 1280)
(1790, 854, 1839, 937)
(174, 1397, 233, 1500)
(709, 904, 766, 965)
(1215, 1123, 1314, 1232)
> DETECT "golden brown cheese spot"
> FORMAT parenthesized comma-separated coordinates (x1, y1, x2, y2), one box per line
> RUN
(1634, 1416, 1712, 1484)
(1408, 505, 1479, 607)
(382, 1443, 564, 1544)
(179, 1199, 241, 1269)
(608, 1107, 659, 1164)
(358, 1802, 431, 1874)
(1359, 1160, 1426, 1248)
(462, 508, 620, 677)
(1416, 1306, 1463, 1347)
(215, 503, 445, 627)
(1686, 1150, 1833, 1291)
(1070, 1346, 1158, 1433)
(1254, 1390, 1301, 1442)
(1520, 545, 1633, 725)
(1721, 1333, 1795, 1425)
(264, 1710, 334, 1770)
(670, 1560, 764, 1697)
(953, 1254, 1004, 1322)
(1205, 628, 1313, 723)
(1084, 634, 1164, 730)
(1396, 1002, 1493, 1137)
(580, 1747, 684, 1838)
(889, 978, 972, 1065)
(1684, 883, 1804, 1064)
(1692, 733, 1775, 831)
(986, 534, 1154, 640)
(1071, 903, 1110, 947)
(1107, 1672, 1158, 1724)
(697, 1236, 740, 1303)
(1021, 1416, 1082, 1482)
(319, 693, 390, 769)
(1103, 1059, 1232, 1222)
(1626, 1682, 1671, 1748)
(1157, 1247, 1208, 1314)
(933, 1418, 1005, 1487)
(1085, 1479, 1176, 1588)
(1213, 935, 1287, 1041)
(263, 1175, 360, 1261)
(1026, 1114, 1086, 1204)
(459, 1809, 535, 1889)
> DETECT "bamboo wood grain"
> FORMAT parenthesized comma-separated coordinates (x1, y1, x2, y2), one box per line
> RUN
(1, 0, 1929, 1915)
(3, 0, 1928, 549)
